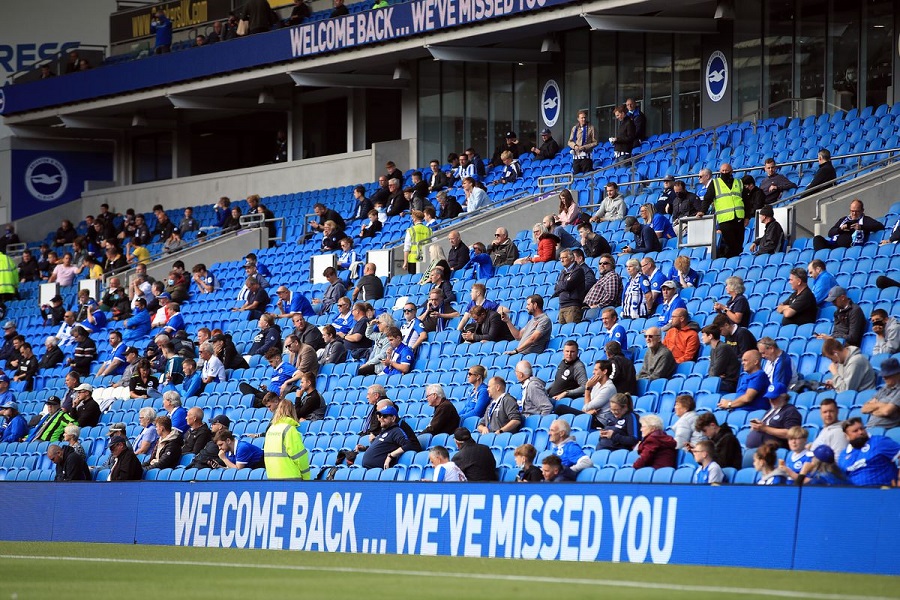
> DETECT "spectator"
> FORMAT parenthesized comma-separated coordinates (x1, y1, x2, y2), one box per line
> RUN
(750, 206, 785, 255)
(312, 267, 346, 315)
(670, 180, 701, 226)
(712, 275, 751, 327)
(451, 427, 497, 481)
(633, 415, 677, 469)
(837, 417, 900, 486)
(385, 179, 408, 217)
(123, 297, 151, 343)
(531, 128, 561, 161)
(48, 253, 79, 287)
(671, 394, 704, 449)
(662, 308, 700, 363)
(567, 110, 597, 174)
(608, 104, 635, 161)
(808, 398, 847, 455)
(318, 220, 343, 252)
(476, 377, 522, 434)
(71, 382, 100, 427)
(427, 160, 450, 192)
(461, 177, 488, 213)
(625, 98, 646, 144)
(420, 384, 460, 435)
(803, 148, 837, 198)
(396, 302, 426, 355)
(38, 336, 65, 372)
(291, 372, 325, 422)
(513, 360, 553, 417)
(584, 254, 623, 310)
(248, 314, 281, 356)
(594, 308, 627, 353)
(55, 219, 77, 246)
(717, 350, 770, 411)
(445, 230, 469, 274)
(590, 182, 627, 223)
(621, 258, 652, 319)
(690, 440, 724, 484)
(233, 277, 270, 320)
(776, 267, 818, 325)
(539, 455, 571, 482)
(637, 326, 676, 381)
(340, 302, 372, 360)
(428, 446, 467, 482)
(596, 393, 641, 451)
(40, 295, 65, 326)
(67, 327, 97, 377)
(757, 336, 797, 391)
(130, 360, 159, 399)
(871, 308, 900, 355)
(822, 337, 877, 393)
(514, 444, 543, 482)
(577, 223, 611, 258)
(702, 324, 740, 393)
(713, 313, 759, 359)
(754, 443, 788, 485)
(813, 199, 884, 251)
(318, 324, 348, 366)
(28, 396, 72, 443)
(640, 203, 676, 240)
(460, 242, 494, 279)
(418, 288, 452, 334)
(458, 364, 490, 422)
(47, 443, 90, 481)
(381, 326, 413, 376)
(493, 150, 522, 185)
(547, 419, 593, 475)
(745, 383, 803, 448)
(18, 250, 40, 283)
(555, 359, 615, 426)
(693, 412, 742, 470)
(95, 331, 127, 378)
(552, 249, 586, 324)
(780, 426, 815, 483)
(555, 189, 581, 226)
(546, 340, 588, 400)
(759, 158, 797, 204)
(273, 286, 314, 321)
(818, 286, 865, 347)
(307, 202, 346, 236)
(214, 429, 263, 470)
(487, 227, 519, 267)
(181, 407, 212, 455)
(860, 357, 900, 430)
(361, 405, 418, 469)
(502, 295, 552, 355)
(434, 191, 462, 220)
(150, 9, 173, 53)
(656, 281, 687, 331)
(460, 306, 512, 344)
(621, 215, 661, 254)
(739, 174, 765, 218)
(0, 400, 26, 443)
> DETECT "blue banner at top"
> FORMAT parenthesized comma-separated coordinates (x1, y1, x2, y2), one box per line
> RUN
(1, 0, 573, 116)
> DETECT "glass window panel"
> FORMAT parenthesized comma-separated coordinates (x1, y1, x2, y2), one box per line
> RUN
(829, 3, 859, 111)
(418, 59, 442, 165)
(591, 34, 617, 139)
(733, 2, 762, 117)
(796, 0, 827, 116)
(674, 36, 701, 132)
(513, 62, 538, 152)
(646, 33, 673, 136)
(441, 62, 465, 160)
(465, 62, 489, 159)
(764, 0, 795, 118)
(864, 0, 892, 107)
(488, 64, 514, 162)
(565, 30, 591, 133)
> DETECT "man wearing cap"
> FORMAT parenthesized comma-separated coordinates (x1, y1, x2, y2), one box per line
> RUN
(741, 174, 765, 218)
(40, 295, 66, 326)
(488, 131, 527, 169)
(92, 422, 130, 470)
(361, 405, 419, 469)
(189, 415, 230, 469)
(0, 320, 17, 363)
(110, 346, 141, 390)
(151, 292, 173, 328)
(27, 396, 73, 442)
(838, 417, 900, 486)
(620, 216, 661, 254)
(531, 128, 560, 160)
(0, 399, 27, 442)
(182, 407, 213, 454)
(655, 174, 677, 214)
(750, 206, 785, 255)
(817, 286, 866, 347)
(861, 357, 900, 431)
(108, 435, 143, 481)
(47, 443, 90, 481)
(71, 383, 100, 427)
(745, 383, 802, 448)
(656, 281, 687, 331)
(451, 427, 498, 481)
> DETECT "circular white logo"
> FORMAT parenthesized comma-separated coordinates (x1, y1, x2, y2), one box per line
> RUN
(541, 79, 561, 128)
(705, 51, 728, 103)
(0, 88, 5, 114)
(25, 157, 68, 202)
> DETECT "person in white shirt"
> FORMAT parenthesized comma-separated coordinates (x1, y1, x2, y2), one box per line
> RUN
(429, 445, 467, 482)
(462, 177, 488, 213)
(199, 342, 226, 385)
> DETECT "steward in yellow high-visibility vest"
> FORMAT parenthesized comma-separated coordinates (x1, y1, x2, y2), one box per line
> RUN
(403, 209, 432, 276)
(703, 163, 745, 259)
(264, 401, 310, 480)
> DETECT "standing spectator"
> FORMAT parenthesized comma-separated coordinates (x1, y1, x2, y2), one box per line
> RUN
(625, 98, 646, 144)
(567, 110, 597, 174)
(758, 158, 797, 204)
(151, 10, 173, 53)
(741, 175, 766, 218)
(552, 249, 586, 324)
(670, 180, 701, 225)
(402, 210, 432, 275)
(699, 163, 744, 259)
(608, 105, 635, 162)
(265, 400, 311, 480)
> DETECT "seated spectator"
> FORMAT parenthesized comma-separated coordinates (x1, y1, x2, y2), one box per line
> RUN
(813, 199, 884, 251)
(191, 263, 218, 294)
(596, 393, 641, 451)
(555, 360, 615, 426)
(47, 442, 90, 481)
(556, 189, 581, 226)
(860, 357, 900, 430)
(331, 299, 355, 337)
(621, 258, 652, 319)
(656, 281, 687, 331)
(55, 219, 77, 246)
(40, 295, 65, 326)
(805, 259, 837, 307)
(640, 203, 676, 240)
(458, 365, 490, 422)
(18, 250, 40, 283)
(385, 179, 409, 216)
(130, 360, 159, 399)
(780, 426, 815, 483)
(492, 150, 522, 185)
(577, 222, 612, 258)
(356, 313, 394, 376)
(420, 384, 460, 435)
(702, 324, 740, 394)
(542, 213, 579, 249)
(712, 275, 751, 327)
(361, 405, 418, 469)
(802, 148, 837, 198)
(340, 302, 372, 360)
(776, 267, 817, 326)
(428, 446, 467, 482)
(318, 325, 348, 366)
(822, 338, 876, 393)
(0, 399, 27, 443)
(717, 350, 770, 411)
(637, 327, 676, 381)
(168, 357, 202, 401)
(418, 289, 452, 334)
(667, 255, 700, 290)
(547, 340, 588, 401)
(531, 128, 561, 161)
(67, 327, 97, 377)
(477, 376, 522, 434)
(38, 336, 65, 372)
(248, 314, 282, 356)
(690, 440, 724, 484)
(274, 286, 314, 321)
(669, 180, 701, 225)
(621, 215, 661, 254)
(307, 202, 346, 236)
(214, 429, 263, 470)
(639, 257, 666, 309)
(514, 223, 558, 265)
(514, 443, 543, 482)
(692, 412, 742, 470)
(791, 444, 848, 486)
(540, 454, 572, 482)
(745, 383, 802, 448)
(451, 427, 498, 481)
(871, 308, 900, 355)
(144, 415, 183, 469)
(584, 254, 623, 310)
(460, 306, 513, 344)
(750, 206, 785, 255)
(590, 182, 626, 222)
(662, 308, 700, 363)
(312, 267, 346, 315)
(233, 277, 270, 321)
(837, 417, 900, 486)
(633, 414, 677, 469)
(502, 295, 552, 355)
(817, 285, 865, 347)
(605, 341, 636, 395)
(95, 331, 127, 378)
(27, 396, 73, 443)
(547, 419, 593, 474)
(487, 227, 519, 267)
(161, 302, 185, 337)
(381, 326, 413, 376)
(712, 313, 758, 359)
(671, 395, 704, 449)
(435, 191, 463, 220)
(758, 158, 797, 204)
(512, 360, 552, 417)
(123, 297, 151, 343)
(754, 442, 788, 485)
(163, 230, 187, 254)
(318, 220, 343, 252)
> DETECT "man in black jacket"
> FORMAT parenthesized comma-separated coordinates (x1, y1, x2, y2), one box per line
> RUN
(460, 306, 513, 343)
(813, 199, 884, 251)
(48, 443, 91, 481)
(451, 428, 497, 481)
(108, 436, 144, 480)
(803, 148, 837, 198)
(750, 206, 785, 255)
(182, 407, 213, 455)
(691, 412, 742, 470)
